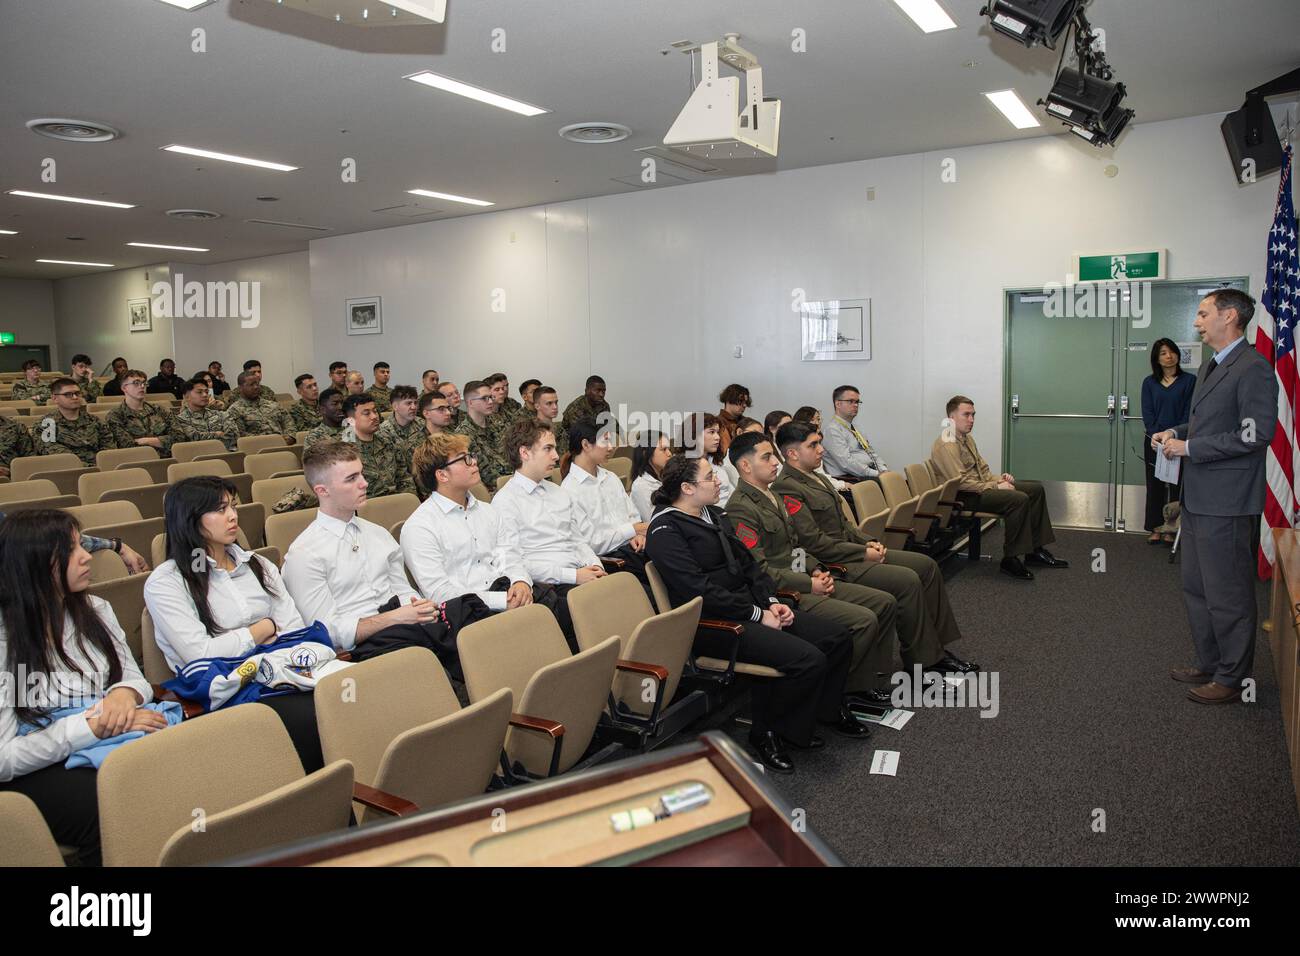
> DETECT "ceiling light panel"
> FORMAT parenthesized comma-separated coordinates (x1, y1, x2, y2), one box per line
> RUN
(162, 145, 298, 171)
(6, 190, 135, 208)
(891, 0, 957, 33)
(404, 71, 549, 116)
(984, 89, 1041, 129)
(407, 188, 493, 207)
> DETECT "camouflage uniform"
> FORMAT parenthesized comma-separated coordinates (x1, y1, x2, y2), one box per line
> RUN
(0, 415, 34, 469)
(288, 399, 321, 432)
(271, 485, 319, 514)
(347, 431, 417, 498)
(560, 394, 613, 435)
(32, 411, 113, 467)
(226, 396, 294, 439)
(107, 401, 175, 455)
(377, 415, 426, 466)
(72, 374, 103, 403)
(257, 384, 277, 402)
(538, 418, 569, 459)
(173, 405, 240, 452)
(497, 396, 524, 421)
(454, 415, 510, 489)
(11, 380, 51, 405)
(302, 422, 345, 452)
(367, 385, 392, 414)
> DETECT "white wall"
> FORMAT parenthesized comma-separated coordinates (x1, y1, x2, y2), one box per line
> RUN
(0, 277, 57, 363)
(310, 111, 1285, 469)
(53, 264, 175, 377)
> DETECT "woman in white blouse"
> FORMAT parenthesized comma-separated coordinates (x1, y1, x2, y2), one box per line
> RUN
(699, 414, 735, 505)
(630, 431, 674, 522)
(144, 476, 320, 771)
(0, 510, 167, 866)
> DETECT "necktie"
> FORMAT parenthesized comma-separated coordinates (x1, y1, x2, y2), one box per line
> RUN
(1203, 356, 1218, 382)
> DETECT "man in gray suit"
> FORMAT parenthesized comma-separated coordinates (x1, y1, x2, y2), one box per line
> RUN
(1153, 289, 1277, 704)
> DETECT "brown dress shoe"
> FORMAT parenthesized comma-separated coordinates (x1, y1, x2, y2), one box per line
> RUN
(1170, 665, 1213, 684)
(1187, 682, 1242, 705)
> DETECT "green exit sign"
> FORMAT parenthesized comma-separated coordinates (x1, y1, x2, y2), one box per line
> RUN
(1075, 250, 1166, 282)
(0, 332, 14, 345)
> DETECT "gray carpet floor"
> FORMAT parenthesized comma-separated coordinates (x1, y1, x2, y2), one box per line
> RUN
(732, 526, 1300, 866)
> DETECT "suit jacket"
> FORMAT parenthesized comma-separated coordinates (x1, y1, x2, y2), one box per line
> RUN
(1173, 339, 1277, 517)
(821, 417, 887, 479)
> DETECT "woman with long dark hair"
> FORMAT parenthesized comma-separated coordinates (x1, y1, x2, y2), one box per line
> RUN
(643, 454, 867, 774)
(630, 431, 674, 522)
(1141, 338, 1195, 543)
(765, 410, 793, 446)
(0, 510, 166, 865)
(143, 476, 321, 769)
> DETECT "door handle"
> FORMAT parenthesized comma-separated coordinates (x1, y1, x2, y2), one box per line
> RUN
(1107, 394, 1116, 420)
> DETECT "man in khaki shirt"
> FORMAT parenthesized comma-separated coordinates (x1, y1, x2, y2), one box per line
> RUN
(930, 395, 1066, 580)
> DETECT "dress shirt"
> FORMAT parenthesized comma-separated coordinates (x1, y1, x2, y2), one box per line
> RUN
(400, 490, 531, 610)
(144, 545, 304, 672)
(281, 511, 418, 650)
(492, 472, 601, 584)
(822, 415, 888, 479)
(930, 431, 997, 493)
(631, 472, 662, 523)
(713, 458, 736, 506)
(0, 597, 153, 782)
(562, 463, 641, 554)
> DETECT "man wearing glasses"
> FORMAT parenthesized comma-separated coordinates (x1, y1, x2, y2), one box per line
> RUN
(454, 380, 510, 489)
(33, 378, 113, 467)
(12, 359, 51, 405)
(107, 369, 175, 455)
(400, 433, 533, 615)
(821, 385, 890, 481)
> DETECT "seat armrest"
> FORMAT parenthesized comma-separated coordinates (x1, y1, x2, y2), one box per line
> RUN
(885, 525, 915, 536)
(509, 712, 566, 777)
(698, 619, 743, 634)
(600, 557, 626, 571)
(615, 659, 669, 728)
(915, 511, 942, 520)
(351, 782, 420, 817)
(775, 589, 801, 605)
(152, 685, 204, 720)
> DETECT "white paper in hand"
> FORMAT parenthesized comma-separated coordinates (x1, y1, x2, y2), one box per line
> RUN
(1154, 444, 1180, 484)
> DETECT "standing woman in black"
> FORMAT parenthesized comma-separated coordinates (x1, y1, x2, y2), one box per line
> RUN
(1141, 338, 1196, 543)
(644, 453, 868, 774)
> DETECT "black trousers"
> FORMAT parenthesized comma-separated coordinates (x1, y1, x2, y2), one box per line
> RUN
(259, 692, 324, 774)
(0, 763, 101, 866)
(693, 609, 850, 746)
(1143, 438, 1182, 532)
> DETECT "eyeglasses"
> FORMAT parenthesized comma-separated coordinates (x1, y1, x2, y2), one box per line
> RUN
(124, 380, 147, 388)
(837, 398, 861, 405)
(469, 394, 494, 403)
(52, 390, 81, 399)
(444, 453, 478, 468)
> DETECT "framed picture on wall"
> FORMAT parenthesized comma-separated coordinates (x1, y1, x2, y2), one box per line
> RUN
(345, 296, 382, 336)
(128, 297, 152, 333)
(800, 298, 871, 362)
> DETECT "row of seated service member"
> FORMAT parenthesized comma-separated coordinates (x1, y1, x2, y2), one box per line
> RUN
(0, 363, 1067, 865)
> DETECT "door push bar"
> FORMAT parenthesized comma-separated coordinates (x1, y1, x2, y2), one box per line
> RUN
(1010, 393, 1115, 421)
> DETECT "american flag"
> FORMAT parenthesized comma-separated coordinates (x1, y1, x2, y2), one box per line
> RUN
(1256, 144, 1299, 579)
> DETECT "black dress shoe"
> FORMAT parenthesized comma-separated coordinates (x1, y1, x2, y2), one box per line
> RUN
(748, 731, 795, 774)
(1025, 547, 1069, 568)
(847, 688, 895, 707)
(821, 709, 872, 740)
(926, 653, 980, 674)
(1000, 556, 1034, 579)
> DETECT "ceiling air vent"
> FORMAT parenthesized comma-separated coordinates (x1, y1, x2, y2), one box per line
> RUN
(560, 123, 632, 144)
(26, 118, 121, 143)
(166, 208, 223, 221)
(245, 218, 331, 232)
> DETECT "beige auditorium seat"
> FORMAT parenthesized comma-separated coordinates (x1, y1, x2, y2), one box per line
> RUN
(358, 493, 419, 531)
(567, 573, 703, 729)
(89, 549, 130, 583)
(294, 430, 309, 446)
(143, 393, 177, 407)
(901, 463, 946, 541)
(315, 648, 513, 822)
(99, 483, 169, 520)
(643, 561, 784, 682)
(95, 446, 159, 472)
(0, 478, 60, 505)
(172, 439, 228, 463)
(605, 457, 633, 491)
(237, 434, 289, 455)
(81, 515, 164, 565)
(0, 495, 82, 513)
(97, 703, 356, 867)
(148, 524, 262, 568)
(238, 501, 268, 549)
(494, 474, 512, 492)
(0, 793, 65, 867)
(11, 453, 84, 482)
(266, 507, 319, 554)
(96, 395, 125, 404)
(88, 574, 149, 666)
(244, 450, 300, 483)
(78, 467, 152, 505)
(252, 475, 310, 513)
(459, 605, 620, 779)
(469, 481, 491, 503)
(66, 500, 143, 528)
(166, 459, 253, 505)
(878, 471, 922, 548)
(850, 480, 893, 543)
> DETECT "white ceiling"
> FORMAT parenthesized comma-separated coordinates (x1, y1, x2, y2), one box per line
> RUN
(1, 0, 1297, 279)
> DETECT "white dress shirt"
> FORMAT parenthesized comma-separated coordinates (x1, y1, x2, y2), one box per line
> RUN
(400, 490, 531, 610)
(561, 463, 640, 554)
(492, 472, 601, 584)
(0, 596, 154, 782)
(144, 544, 305, 672)
(631, 472, 662, 523)
(714, 458, 736, 506)
(281, 510, 418, 650)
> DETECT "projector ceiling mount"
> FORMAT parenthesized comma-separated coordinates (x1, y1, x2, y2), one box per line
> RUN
(662, 33, 781, 162)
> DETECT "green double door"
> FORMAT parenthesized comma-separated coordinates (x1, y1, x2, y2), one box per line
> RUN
(1004, 277, 1249, 531)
